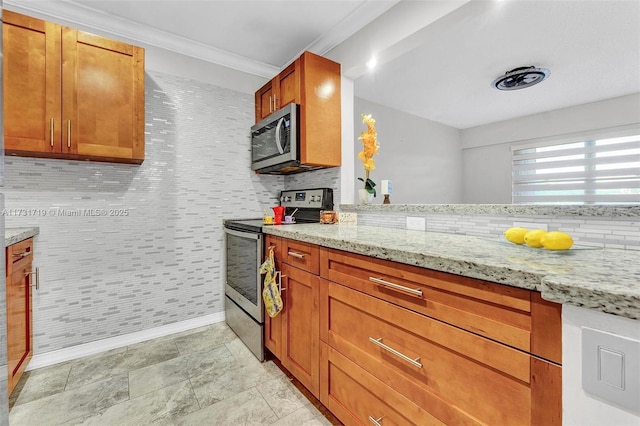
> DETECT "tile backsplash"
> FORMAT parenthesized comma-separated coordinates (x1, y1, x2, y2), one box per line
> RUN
(355, 211, 640, 250)
(3, 71, 285, 353)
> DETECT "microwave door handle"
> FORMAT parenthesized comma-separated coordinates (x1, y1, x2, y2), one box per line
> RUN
(275, 117, 285, 154)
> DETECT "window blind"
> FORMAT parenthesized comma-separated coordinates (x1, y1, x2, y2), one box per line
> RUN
(512, 133, 640, 205)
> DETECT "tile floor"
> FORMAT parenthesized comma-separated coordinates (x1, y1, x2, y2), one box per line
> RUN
(8, 323, 337, 425)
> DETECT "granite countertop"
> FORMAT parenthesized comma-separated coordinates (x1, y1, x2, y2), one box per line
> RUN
(339, 203, 640, 217)
(5, 227, 40, 246)
(263, 223, 640, 320)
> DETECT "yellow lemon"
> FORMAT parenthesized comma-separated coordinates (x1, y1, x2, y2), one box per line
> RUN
(524, 229, 547, 248)
(541, 231, 574, 251)
(504, 227, 529, 245)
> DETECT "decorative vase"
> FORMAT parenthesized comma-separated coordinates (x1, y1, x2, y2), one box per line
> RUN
(358, 188, 373, 204)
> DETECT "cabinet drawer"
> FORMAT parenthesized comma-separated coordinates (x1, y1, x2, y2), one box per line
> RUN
(321, 279, 534, 425)
(282, 238, 319, 274)
(320, 247, 532, 352)
(321, 343, 443, 426)
(6, 238, 34, 276)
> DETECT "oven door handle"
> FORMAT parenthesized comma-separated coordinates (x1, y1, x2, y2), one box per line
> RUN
(223, 227, 262, 240)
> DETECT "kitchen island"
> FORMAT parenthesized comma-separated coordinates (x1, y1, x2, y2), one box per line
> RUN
(264, 222, 640, 424)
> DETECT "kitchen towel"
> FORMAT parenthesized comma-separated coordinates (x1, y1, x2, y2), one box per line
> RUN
(260, 246, 283, 317)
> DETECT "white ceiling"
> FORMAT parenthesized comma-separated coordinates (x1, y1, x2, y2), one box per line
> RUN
(348, 0, 640, 128)
(6, 0, 640, 129)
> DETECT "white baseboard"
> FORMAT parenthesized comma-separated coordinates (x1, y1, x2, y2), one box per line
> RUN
(28, 312, 226, 371)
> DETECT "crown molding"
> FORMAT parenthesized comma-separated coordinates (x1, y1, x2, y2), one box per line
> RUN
(4, 0, 280, 77)
(4, 0, 398, 78)
(301, 0, 400, 58)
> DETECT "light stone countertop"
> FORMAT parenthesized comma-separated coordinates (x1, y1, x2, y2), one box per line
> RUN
(340, 203, 640, 217)
(263, 223, 640, 320)
(5, 227, 40, 247)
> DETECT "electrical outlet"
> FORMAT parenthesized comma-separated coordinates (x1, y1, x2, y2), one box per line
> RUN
(406, 216, 426, 231)
(514, 221, 548, 231)
(339, 212, 357, 225)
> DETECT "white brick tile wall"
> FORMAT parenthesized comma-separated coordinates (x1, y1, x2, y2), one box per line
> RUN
(3, 71, 286, 353)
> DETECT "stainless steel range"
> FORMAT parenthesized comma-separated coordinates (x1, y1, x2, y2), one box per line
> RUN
(223, 188, 333, 360)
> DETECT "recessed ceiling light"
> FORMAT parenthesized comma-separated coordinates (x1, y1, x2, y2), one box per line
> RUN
(492, 66, 550, 91)
(366, 57, 377, 70)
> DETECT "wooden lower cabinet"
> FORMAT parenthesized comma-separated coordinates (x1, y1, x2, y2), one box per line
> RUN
(280, 264, 320, 397)
(320, 343, 444, 426)
(265, 238, 562, 425)
(264, 235, 282, 359)
(320, 278, 560, 425)
(263, 235, 320, 397)
(6, 238, 36, 395)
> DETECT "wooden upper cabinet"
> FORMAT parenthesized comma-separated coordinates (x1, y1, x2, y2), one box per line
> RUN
(298, 51, 340, 168)
(62, 29, 145, 163)
(255, 61, 298, 122)
(3, 11, 145, 164)
(3, 11, 62, 155)
(255, 80, 275, 122)
(277, 62, 298, 112)
(254, 51, 341, 171)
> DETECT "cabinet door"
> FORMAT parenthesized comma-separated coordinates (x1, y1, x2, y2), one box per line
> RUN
(264, 235, 282, 358)
(298, 51, 341, 167)
(274, 61, 298, 110)
(255, 80, 274, 122)
(62, 28, 145, 163)
(254, 61, 298, 123)
(281, 263, 320, 397)
(6, 265, 33, 394)
(3, 10, 61, 154)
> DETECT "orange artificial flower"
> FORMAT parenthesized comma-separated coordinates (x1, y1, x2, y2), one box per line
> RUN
(357, 114, 379, 195)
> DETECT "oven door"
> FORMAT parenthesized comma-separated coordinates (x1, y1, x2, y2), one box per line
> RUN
(224, 227, 264, 323)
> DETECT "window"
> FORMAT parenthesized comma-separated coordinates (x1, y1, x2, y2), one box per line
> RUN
(512, 128, 640, 205)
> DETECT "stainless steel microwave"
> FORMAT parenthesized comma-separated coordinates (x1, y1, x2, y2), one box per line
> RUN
(251, 103, 305, 174)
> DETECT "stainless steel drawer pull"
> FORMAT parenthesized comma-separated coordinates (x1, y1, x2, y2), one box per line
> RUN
(369, 337, 423, 368)
(287, 251, 305, 259)
(67, 120, 71, 148)
(13, 252, 30, 259)
(50, 118, 55, 147)
(276, 271, 287, 292)
(369, 277, 423, 297)
(26, 267, 40, 290)
(368, 416, 383, 426)
(273, 95, 278, 110)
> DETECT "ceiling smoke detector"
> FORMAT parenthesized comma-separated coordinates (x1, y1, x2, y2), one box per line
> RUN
(492, 66, 550, 91)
